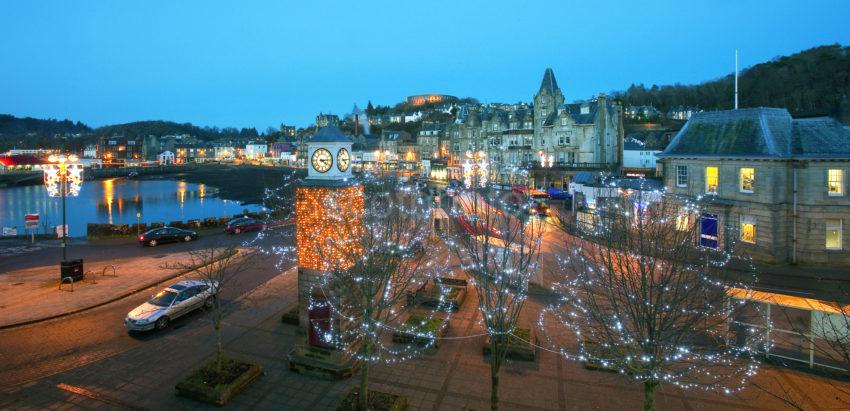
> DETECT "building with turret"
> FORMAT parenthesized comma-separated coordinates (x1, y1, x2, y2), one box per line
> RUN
(445, 68, 623, 188)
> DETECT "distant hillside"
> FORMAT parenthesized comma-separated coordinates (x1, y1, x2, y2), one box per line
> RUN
(0, 114, 90, 137)
(614, 44, 850, 121)
(93, 120, 260, 140)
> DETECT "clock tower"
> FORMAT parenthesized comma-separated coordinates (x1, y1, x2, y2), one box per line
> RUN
(290, 125, 363, 379)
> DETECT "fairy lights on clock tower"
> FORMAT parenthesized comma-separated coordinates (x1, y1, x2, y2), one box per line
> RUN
(290, 125, 364, 378)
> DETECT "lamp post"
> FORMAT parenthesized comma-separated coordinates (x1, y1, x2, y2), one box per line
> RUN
(538, 150, 553, 189)
(136, 212, 142, 236)
(461, 150, 489, 189)
(44, 154, 83, 262)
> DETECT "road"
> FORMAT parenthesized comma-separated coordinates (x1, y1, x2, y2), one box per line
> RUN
(0, 227, 295, 389)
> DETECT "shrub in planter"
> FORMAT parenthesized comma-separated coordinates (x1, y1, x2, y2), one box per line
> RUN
(582, 342, 627, 372)
(392, 315, 448, 348)
(186, 219, 201, 228)
(218, 217, 231, 225)
(169, 220, 185, 229)
(416, 284, 466, 312)
(202, 217, 219, 228)
(151, 222, 165, 228)
(483, 327, 537, 362)
(336, 387, 408, 411)
(175, 356, 263, 406)
(131, 223, 148, 234)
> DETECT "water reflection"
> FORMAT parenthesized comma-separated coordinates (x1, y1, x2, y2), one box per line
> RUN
(0, 179, 262, 237)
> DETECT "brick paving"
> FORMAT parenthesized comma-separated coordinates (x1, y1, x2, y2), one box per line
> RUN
(2, 268, 850, 410)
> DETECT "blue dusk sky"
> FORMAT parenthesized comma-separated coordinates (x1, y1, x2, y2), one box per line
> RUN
(1, 1, 849, 130)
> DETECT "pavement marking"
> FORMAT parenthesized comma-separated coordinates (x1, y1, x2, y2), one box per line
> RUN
(56, 382, 149, 410)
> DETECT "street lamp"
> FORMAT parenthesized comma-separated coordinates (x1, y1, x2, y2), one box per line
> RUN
(538, 150, 554, 189)
(44, 154, 83, 262)
(462, 150, 489, 189)
(136, 211, 142, 236)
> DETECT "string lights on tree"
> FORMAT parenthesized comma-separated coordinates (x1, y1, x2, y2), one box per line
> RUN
(447, 186, 544, 411)
(540, 179, 765, 411)
(306, 175, 453, 410)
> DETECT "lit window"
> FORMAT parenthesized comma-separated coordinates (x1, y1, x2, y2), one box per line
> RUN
(828, 169, 844, 196)
(561, 118, 567, 126)
(675, 212, 689, 231)
(740, 216, 756, 244)
(826, 219, 843, 250)
(676, 165, 688, 187)
(740, 168, 755, 193)
(705, 166, 718, 194)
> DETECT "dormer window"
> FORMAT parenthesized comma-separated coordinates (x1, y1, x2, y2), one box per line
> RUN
(560, 118, 567, 126)
(580, 105, 590, 115)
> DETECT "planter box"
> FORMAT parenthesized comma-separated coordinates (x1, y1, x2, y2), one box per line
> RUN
(581, 342, 625, 372)
(392, 315, 449, 348)
(483, 327, 537, 362)
(175, 357, 263, 406)
(415, 278, 467, 312)
(336, 387, 408, 411)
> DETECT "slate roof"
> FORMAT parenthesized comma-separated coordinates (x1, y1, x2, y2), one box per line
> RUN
(623, 138, 646, 151)
(659, 108, 850, 159)
(539, 68, 559, 95)
(309, 126, 352, 144)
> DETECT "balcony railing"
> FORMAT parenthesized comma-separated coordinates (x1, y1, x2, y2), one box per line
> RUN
(523, 161, 613, 170)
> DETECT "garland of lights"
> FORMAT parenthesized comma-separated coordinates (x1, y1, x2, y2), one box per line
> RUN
(537, 177, 765, 397)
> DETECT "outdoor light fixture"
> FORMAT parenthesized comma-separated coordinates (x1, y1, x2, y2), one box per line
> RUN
(44, 153, 83, 261)
(462, 150, 488, 189)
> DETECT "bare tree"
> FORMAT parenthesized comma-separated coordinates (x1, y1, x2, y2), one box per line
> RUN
(447, 189, 544, 411)
(313, 177, 451, 411)
(549, 188, 762, 411)
(175, 244, 255, 375)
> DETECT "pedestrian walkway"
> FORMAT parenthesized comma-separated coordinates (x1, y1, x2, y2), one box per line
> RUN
(2, 266, 849, 410)
(0, 249, 224, 328)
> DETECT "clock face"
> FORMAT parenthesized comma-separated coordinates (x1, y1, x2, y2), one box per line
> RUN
(311, 148, 332, 173)
(337, 148, 350, 172)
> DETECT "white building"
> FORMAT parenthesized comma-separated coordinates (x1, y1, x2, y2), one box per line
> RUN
(245, 142, 268, 159)
(158, 151, 175, 165)
(83, 145, 98, 158)
(622, 138, 660, 175)
(214, 145, 235, 161)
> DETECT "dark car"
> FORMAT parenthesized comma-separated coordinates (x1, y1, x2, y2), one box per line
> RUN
(139, 227, 198, 247)
(225, 217, 266, 234)
(546, 187, 572, 200)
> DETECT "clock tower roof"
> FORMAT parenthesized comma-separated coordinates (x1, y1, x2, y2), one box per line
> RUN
(310, 126, 353, 144)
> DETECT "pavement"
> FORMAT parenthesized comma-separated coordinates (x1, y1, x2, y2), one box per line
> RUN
(0, 249, 225, 328)
(2, 261, 850, 410)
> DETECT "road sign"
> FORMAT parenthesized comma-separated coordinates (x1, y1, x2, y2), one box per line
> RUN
(55, 224, 68, 238)
(25, 213, 39, 229)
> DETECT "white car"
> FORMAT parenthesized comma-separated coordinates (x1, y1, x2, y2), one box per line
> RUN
(124, 279, 218, 332)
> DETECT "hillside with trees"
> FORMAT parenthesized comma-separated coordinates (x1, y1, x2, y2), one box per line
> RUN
(614, 44, 850, 122)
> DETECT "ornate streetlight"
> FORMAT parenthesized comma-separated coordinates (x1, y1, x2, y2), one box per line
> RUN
(461, 150, 489, 189)
(537, 150, 554, 189)
(44, 154, 83, 261)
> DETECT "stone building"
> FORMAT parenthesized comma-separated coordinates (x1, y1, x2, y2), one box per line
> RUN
(445, 68, 623, 187)
(658, 107, 850, 267)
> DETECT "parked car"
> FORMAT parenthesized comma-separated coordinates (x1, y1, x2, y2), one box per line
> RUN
(225, 217, 266, 234)
(124, 280, 218, 331)
(138, 227, 198, 247)
(546, 187, 572, 200)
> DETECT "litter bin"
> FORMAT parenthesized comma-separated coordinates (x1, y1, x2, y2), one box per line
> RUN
(61, 259, 84, 282)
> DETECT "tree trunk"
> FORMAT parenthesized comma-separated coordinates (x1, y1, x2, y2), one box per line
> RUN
(215, 318, 223, 375)
(643, 380, 658, 411)
(490, 337, 501, 411)
(359, 338, 372, 411)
